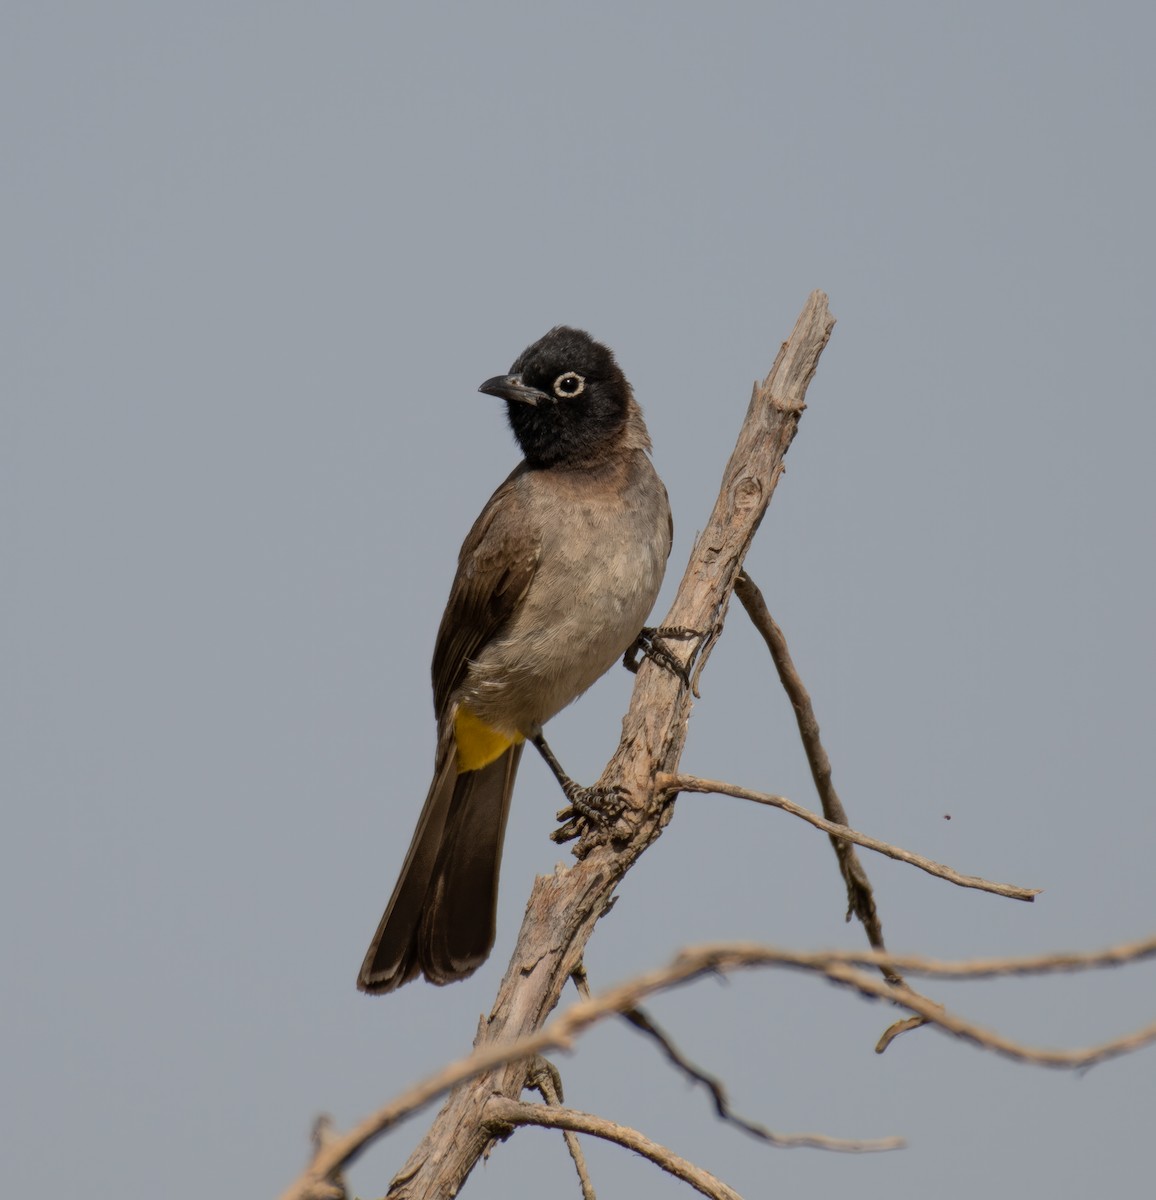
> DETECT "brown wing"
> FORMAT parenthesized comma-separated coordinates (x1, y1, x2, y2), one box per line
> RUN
(431, 464, 540, 718)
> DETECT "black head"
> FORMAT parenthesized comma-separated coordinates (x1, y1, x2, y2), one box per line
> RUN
(478, 327, 633, 468)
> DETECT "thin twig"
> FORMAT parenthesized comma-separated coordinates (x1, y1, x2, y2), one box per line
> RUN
(733, 572, 889, 952)
(822, 965, 1156, 1067)
(666, 774, 1040, 902)
(528, 1059, 596, 1200)
(620, 1006, 821, 1146)
(576, 963, 806, 1149)
(304, 1118, 345, 1200)
(484, 1098, 744, 1200)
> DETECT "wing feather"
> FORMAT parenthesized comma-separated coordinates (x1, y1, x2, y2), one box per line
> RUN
(431, 465, 540, 718)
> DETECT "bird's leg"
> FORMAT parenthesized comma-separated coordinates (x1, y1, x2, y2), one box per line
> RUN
(623, 625, 703, 685)
(531, 732, 627, 828)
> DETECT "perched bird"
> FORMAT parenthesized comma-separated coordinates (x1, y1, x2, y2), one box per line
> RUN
(357, 327, 672, 994)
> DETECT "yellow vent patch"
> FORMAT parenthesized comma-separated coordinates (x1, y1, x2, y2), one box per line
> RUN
(454, 706, 523, 772)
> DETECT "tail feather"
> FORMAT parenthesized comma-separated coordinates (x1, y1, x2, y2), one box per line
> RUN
(357, 738, 522, 994)
(420, 743, 522, 984)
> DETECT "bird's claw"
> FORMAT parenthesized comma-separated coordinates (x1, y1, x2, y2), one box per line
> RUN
(551, 785, 629, 851)
(623, 625, 702, 686)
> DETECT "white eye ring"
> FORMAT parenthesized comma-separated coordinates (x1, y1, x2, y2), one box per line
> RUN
(553, 371, 586, 399)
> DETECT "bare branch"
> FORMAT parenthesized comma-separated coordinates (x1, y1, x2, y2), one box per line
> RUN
(576, 963, 836, 1151)
(667, 774, 1040, 902)
(303, 1117, 345, 1200)
(619, 1004, 875, 1148)
(824, 965, 1156, 1068)
(287, 931, 1156, 1195)
(733, 571, 887, 950)
(662, 940, 1156, 1068)
(484, 1098, 745, 1200)
(528, 1059, 596, 1200)
(809, 935, 1156, 981)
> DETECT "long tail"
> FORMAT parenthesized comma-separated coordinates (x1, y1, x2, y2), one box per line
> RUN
(357, 736, 523, 993)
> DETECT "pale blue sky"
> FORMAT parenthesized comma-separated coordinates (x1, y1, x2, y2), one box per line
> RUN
(5, 4, 1155, 1197)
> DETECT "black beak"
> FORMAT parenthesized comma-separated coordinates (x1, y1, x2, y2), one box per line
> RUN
(478, 373, 548, 406)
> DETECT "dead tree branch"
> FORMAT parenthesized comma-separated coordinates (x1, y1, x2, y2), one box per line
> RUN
(733, 571, 887, 944)
(572, 962, 838, 1150)
(673, 940, 1156, 1069)
(527, 1058, 595, 1200)
(483, 1098, 743, 1200)
(666, 774, 1039, 902)
(281, 933, 1156, 1200)
(619, 1003, 829, 1148)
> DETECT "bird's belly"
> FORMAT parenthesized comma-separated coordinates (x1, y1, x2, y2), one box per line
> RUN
(461, 513, 667, 736)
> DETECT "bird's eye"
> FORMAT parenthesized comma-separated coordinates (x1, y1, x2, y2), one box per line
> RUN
(553, 371, 586, 399)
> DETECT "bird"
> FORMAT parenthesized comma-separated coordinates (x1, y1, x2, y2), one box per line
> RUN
(357, 326, 672, 994)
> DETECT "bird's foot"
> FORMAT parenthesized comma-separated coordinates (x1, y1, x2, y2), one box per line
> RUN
(623, 625, 703, 686)
(533, 731, 630, 850)
(566, 781, 628, 824)
(550, 785, 629, 851)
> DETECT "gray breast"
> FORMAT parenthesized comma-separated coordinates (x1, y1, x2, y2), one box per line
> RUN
(463, 452, 670, 736)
